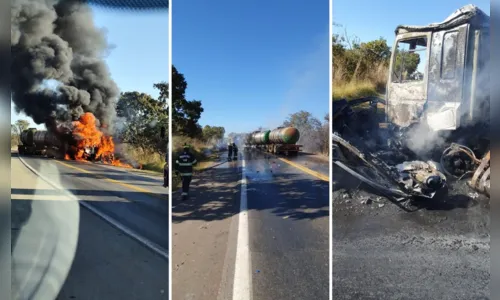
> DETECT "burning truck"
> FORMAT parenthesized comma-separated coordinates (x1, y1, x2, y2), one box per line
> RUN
(333, 5, 490, 200)
(245, 126, 302, 156)
(17, 113, 131, 168)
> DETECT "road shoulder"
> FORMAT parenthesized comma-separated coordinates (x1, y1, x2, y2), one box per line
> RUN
(171, 164, 242, 300)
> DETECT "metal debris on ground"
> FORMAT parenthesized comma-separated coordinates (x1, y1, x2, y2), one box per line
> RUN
(360, 198, 373, 205)
(333, 132, 447, 200)
(468, 192, 479, 199)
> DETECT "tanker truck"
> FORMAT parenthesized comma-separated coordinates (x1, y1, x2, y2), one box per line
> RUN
(17, 128, 65, 158)
(247, 126, 302, 156)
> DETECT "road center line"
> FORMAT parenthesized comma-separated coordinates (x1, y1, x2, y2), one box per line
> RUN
(54, 160, 167, 200)
(276, 156, 329, 182)
(18, 156, 169, 261)
(232, 158, 251, 300)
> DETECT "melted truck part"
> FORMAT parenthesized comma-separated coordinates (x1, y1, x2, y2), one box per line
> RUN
(333, 133, 447, 199)
(469, 151, 490, 196)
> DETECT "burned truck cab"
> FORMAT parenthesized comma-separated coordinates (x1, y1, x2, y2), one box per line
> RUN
(386, 5, 489, 133)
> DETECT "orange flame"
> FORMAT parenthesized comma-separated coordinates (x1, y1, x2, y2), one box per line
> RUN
(68, 112, 133, 168)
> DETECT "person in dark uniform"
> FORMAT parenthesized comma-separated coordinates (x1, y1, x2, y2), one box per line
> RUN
(227, 142, 233, 161)
(175, 144, 197, 200)
(232, 143, 238, 160)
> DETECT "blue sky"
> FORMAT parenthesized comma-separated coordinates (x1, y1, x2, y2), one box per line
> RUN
(333, 0, 490, 46)
(173, 0, 330, 134)
(11, 6, 169, 130)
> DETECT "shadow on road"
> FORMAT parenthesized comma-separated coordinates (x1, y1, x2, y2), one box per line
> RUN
(172, 167, 240, 223)
(172, 151, 329, 224)
(11, 199, 32, 253)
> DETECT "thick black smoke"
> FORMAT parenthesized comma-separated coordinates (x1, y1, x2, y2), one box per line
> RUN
(11, 0, 118, 134)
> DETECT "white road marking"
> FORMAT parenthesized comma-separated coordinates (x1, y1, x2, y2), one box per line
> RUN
(17, 156, 169, 261)
(232, 158, 251, 300)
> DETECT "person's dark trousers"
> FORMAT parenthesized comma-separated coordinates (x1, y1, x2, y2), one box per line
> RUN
(181, 176, 192, 199)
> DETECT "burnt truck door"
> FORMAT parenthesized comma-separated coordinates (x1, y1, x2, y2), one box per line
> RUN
(386, 32, 431, 127)
(425, 24, 468, 131)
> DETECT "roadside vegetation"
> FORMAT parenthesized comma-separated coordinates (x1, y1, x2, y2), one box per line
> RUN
(332, 24, 391, 101)
(333, 24, 421, 102)
(171, 65, 227, 187)
(11, 120, 30, 149)
(282, 111, 329, 156)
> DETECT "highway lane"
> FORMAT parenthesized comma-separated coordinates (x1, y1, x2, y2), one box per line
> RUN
(243, 147, 329, 177)
(18, 155, 169, 251)
(332, 168, 490, 300)
(171, 149, 329, 300)
(245, 150, 329, 300)
(11, 153, 169, 299)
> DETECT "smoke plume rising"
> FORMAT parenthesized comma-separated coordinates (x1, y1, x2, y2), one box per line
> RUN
(11, 0, 118, 134)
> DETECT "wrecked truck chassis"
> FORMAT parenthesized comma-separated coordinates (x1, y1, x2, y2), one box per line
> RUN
(440, 143, 490, 196)
(332, 133, 446, 200)
(469, 151, 490, 196)
(333, 97, 447, 200)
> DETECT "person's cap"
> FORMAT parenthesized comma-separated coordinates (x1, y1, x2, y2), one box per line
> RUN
(183, 144, 190, 149)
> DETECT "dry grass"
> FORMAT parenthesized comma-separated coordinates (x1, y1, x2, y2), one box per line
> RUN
(121, 145, 165, 173)
(333, 80, 379, 101)
(332, 60, 388, 101)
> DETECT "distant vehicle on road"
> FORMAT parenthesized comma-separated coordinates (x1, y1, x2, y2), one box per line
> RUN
(245, 126, 302, 156)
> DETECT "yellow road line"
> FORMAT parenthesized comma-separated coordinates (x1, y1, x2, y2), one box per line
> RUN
(276, 157, 329, 182)
(55, 160, 167, 199)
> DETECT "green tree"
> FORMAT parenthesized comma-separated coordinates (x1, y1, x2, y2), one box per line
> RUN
(14, 119, 30, 135)
(11, 120, 30, 146)
(283, 111, 326, 153)
(172, 65, 204, 138)
(393, 50, 421, 81)
(333, 24, 392, 83)
(202, 125, 225, 143)
(116, 89, 168, 156)
(283, 110, 322, 132)
(360, 39, 391, 65)
(153, 82, 169, 104)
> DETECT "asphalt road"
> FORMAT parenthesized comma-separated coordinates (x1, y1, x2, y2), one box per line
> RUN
(332, 167, 490, 300)
(11, 153, 169, 299)
(172, 149, 329, 300)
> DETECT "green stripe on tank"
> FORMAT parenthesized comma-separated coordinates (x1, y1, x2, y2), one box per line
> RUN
(263, 130, 270, 144)
(282, 128, 300, 144)
(283, 133, 292, 143)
